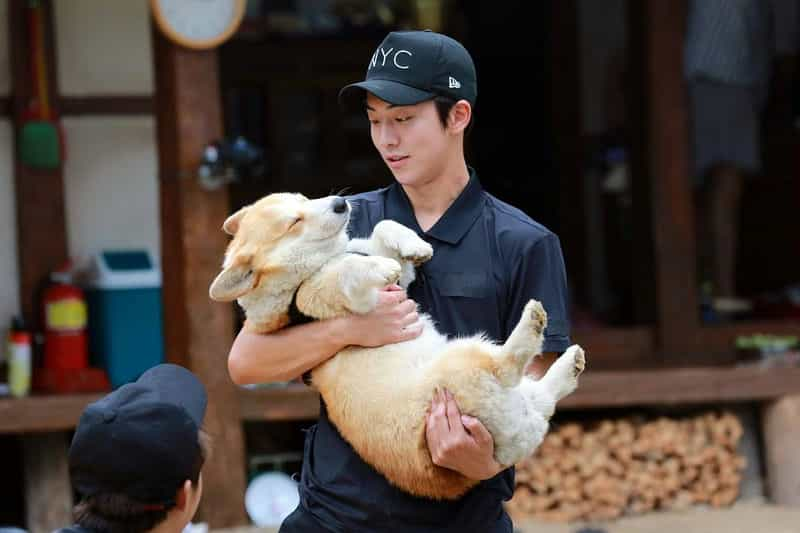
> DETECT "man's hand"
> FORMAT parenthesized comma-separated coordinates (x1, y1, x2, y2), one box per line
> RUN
(347, 285, 423, 347)
(425, 389, 504, 480)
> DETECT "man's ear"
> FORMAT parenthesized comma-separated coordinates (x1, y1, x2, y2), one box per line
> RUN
(209, 259, 256, 301)
(447, 100, 472, 134)
(174, 479, 192, 510)
(222, 206, 250, 235)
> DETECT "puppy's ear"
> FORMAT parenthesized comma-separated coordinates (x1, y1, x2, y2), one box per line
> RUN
(209, 260, 256, 301)
(222, 206, 250, 235)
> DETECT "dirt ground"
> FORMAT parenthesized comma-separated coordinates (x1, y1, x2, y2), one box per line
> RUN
(215, 500, 800, 533)
(512, 501, 800, 533)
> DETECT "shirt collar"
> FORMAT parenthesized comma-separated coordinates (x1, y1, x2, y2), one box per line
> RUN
(385, 167, 485, 245)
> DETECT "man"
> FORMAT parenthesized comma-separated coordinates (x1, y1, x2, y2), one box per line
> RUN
(227, 30, 571, 532)
(57, 364, 209, 533)
(685, 0, 773, 313)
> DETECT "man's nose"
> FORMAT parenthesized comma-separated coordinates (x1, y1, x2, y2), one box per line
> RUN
(378, 123, 398, 147)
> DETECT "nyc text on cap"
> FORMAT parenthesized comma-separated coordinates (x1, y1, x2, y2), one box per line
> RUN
(340, 30, 477, 107)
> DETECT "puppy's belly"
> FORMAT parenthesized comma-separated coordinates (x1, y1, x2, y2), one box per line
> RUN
(311, 320, 477, 498)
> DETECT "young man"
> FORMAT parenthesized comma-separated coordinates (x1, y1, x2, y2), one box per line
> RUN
(685, 0, 772, 311)
(57, 364, 209, 533)
(227, 30, 571, 532)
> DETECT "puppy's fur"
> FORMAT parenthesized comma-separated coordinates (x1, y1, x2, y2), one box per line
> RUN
(210, 193, 586, 499)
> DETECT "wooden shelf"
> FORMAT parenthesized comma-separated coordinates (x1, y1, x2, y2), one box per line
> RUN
(560, 364, 800, 409)
(238, 385, 320, 421)
(7, 365, 800, 433)
(237, 365, 800, 422)
(0, 393, 102, 434)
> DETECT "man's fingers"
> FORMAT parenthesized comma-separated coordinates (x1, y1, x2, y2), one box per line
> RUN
(461, 415, 493, 446)
(444, 390, 463, 433)
(398, 299, 416, 313)
(400, 320, 424, 341)
(400, 311, 419, 327)
(384, 284, 403, 292)
(379, 287, 407, 304)
(428, 389, 449, 432)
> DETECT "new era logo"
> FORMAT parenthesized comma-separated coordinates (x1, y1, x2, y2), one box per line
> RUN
(448, 76, 461, 89)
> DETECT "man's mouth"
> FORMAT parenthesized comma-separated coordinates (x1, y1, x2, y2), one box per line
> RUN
(386, 155, 409, 162)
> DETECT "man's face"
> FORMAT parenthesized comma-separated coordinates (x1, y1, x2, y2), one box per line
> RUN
(366, 93, 450, 188)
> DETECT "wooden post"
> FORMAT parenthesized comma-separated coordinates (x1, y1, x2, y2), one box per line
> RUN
(640, 0, 701, 359)
(762, 395, 800, 505)
(8, 0, 68, 328)
(9, 3, 74, 527)
(23, 434, 72, 533)
(151, 26, 247, 526)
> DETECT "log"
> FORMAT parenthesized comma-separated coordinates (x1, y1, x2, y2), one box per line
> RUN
(509, 410, 748, 522)
(23, 434, 72, 533)
(762, 394, 800, 505)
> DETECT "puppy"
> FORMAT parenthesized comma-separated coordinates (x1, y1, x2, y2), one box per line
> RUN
(210, 192, 586, 499)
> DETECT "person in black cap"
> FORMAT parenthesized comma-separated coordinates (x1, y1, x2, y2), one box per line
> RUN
(58, 364, 210, 533)
(227, 30, 571, 533)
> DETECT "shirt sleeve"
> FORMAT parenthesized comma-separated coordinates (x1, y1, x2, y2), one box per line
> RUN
(505, 233, 571, 353)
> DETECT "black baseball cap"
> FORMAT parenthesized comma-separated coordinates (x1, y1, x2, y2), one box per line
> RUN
(69, 364, 208, 506)
(339, 30, 477, 108)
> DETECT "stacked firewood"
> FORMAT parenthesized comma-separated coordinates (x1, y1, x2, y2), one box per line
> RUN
(506, 412, 746, 522)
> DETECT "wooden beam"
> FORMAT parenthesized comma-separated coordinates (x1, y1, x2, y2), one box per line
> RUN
(8, 0, 68, 327)
(560, 365, 800, 408)
(2, 96, 154, 117)
(239, 385, 320, 422)
(641, 0, 701, 358)
(23, 433, 72, 533)
(60, 96, 153, 115)
(238, 366, 800, 420)
(762, 395, 800, 505)
(0, 394, 101, 433)
(151, 27, 247, 527)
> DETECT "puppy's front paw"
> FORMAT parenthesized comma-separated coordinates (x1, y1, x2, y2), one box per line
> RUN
(342, 256, 402, 314)
(398, 239, 433, 266)
(364, 256, 402, 287)
(374, 220, 433, 265)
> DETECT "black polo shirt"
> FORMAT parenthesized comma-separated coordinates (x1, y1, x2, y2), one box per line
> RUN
(293, 168, 571, 533)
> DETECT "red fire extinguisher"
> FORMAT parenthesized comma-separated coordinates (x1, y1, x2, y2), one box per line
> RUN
(42, 264, 89, 371)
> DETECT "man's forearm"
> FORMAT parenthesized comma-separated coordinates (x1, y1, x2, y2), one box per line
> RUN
(228, 318, 352, 385)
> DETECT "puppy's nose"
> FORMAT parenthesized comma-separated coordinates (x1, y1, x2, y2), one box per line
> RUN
(332, 197, 348, 214)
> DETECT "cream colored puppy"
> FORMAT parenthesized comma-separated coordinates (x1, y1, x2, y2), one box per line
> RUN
(210, 193, 586, 499)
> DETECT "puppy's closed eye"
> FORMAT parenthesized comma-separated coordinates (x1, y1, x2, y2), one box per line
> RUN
(288, 216, 303, 230)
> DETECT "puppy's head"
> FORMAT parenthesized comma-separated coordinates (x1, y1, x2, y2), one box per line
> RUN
(209, 193, 350, 301)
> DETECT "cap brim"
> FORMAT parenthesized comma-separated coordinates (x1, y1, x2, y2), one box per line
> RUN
(136, 364, 207, 427)
(339, 79, 436, 109)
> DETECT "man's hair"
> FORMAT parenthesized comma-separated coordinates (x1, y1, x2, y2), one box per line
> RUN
(433, 95, 474, 135)
(72, 430, 211, 533)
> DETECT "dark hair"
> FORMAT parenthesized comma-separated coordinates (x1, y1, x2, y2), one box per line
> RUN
(73, 429, 211, 533)
(433, 95, 474, 135)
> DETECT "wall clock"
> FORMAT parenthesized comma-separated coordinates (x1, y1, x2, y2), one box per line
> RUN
(150, 0, 246, 50)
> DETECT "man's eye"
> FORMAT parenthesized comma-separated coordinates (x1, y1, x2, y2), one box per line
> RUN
(396, 116, 412, 122)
